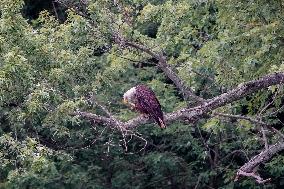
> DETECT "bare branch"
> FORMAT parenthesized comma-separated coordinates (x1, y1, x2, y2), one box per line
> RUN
(72, 111, 116, 126)
(125, 41, 205, 102)
(190, 68, 215, 82)
(115, 38, 205, 102)
(124, 41, 160, 59)
(235, 141, 284, 183)
(52, 1, 59, 20)
(114, 35, 205, 102)
(270, 126, 284, 138)
(263, 104, 284, 117)
(86, 93, 114, 118)
(258, 89, 279, 116)
(56, 0, 204, 103)
(74, 73, 284, 130)
(213, 112, 265, 125)
(194, 175, 202, 189)
(157, 54, 205, 102)
(261, 126, 269, 150)
(213, 112, 284, 139)
(235, 170, 271, 184)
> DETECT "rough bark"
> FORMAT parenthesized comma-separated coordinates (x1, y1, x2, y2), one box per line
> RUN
(123, 40, 204, 102)
(74, 72, 284, 129)
(235, 141, 284, 183)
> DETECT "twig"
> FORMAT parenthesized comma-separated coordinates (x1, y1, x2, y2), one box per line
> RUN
(196, 126, 215, 166)
(263, 104, 284, 117)
(220, 150, 249, 162)
(86, 92, 115, 119)
(82, 125, 108, 149)
(116, 55, 156, 65)
(118, 125, 128, 151)
(132, 133, 148, 152)
(194, 175, 202, 189)
(258, 90, 279, 116)
(190, 68, 215, 82)
(52, 1, 59, 20)
(261, 126, 268, 150)
(213, 112, 284, 139)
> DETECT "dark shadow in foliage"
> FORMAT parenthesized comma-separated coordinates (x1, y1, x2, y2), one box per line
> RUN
(22, 0, 66, 22)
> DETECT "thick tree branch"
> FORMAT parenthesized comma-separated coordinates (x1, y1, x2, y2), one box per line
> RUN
(74, 72, 284, 129)
(199, 73, 284, 112)
(235, 141, 284, 183)
(235, 170, 271, 184)
(157, 54, 205, 102)
(121, 39, 205, 102)
(124, 41, 159, 60)
(72, 111, 117, 126)
(57, 0, 204, 102)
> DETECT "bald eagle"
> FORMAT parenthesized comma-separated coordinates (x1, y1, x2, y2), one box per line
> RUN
(123, 85, 166, 128)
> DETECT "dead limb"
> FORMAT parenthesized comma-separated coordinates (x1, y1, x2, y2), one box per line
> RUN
(235, 141, 284, 183)
(73, 73, 284, 130)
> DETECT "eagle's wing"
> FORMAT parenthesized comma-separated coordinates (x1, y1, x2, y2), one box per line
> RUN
(135, 85, 165, 128)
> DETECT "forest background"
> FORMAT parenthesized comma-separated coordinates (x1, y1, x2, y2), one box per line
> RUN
(0, 0, 284, 188)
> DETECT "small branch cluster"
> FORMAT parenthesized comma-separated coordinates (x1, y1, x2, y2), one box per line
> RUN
(213, 112, 284, 139)
(234, 141, 284, 183)
(214, 111, 284, 183)
(73, 94, 147, 152)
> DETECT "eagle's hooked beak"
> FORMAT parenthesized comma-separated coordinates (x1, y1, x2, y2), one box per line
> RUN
(123, 98, 135, 109)
(123, 98, 128, 104)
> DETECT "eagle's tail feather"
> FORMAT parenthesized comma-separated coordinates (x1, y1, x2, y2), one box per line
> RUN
(158, 117, 166, 128)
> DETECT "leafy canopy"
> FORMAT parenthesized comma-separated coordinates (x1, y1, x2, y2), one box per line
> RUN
(0, 0, 283, 188)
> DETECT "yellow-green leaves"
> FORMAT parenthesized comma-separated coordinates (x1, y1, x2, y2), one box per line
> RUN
(0, 0, 24, 16)
(203, 118, 220, 132)
(138, 3, 161, 23)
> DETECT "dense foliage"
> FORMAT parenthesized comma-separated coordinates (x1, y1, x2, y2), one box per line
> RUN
(0, 0, 284, 188)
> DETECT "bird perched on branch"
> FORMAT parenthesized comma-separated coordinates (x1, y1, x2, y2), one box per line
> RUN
(123, 84, 166, 128)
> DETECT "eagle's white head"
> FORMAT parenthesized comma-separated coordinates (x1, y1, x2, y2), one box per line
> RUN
(123, 86, 136, 104)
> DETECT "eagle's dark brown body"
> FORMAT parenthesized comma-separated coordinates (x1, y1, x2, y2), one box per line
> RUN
(123, 85, 166, 128)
